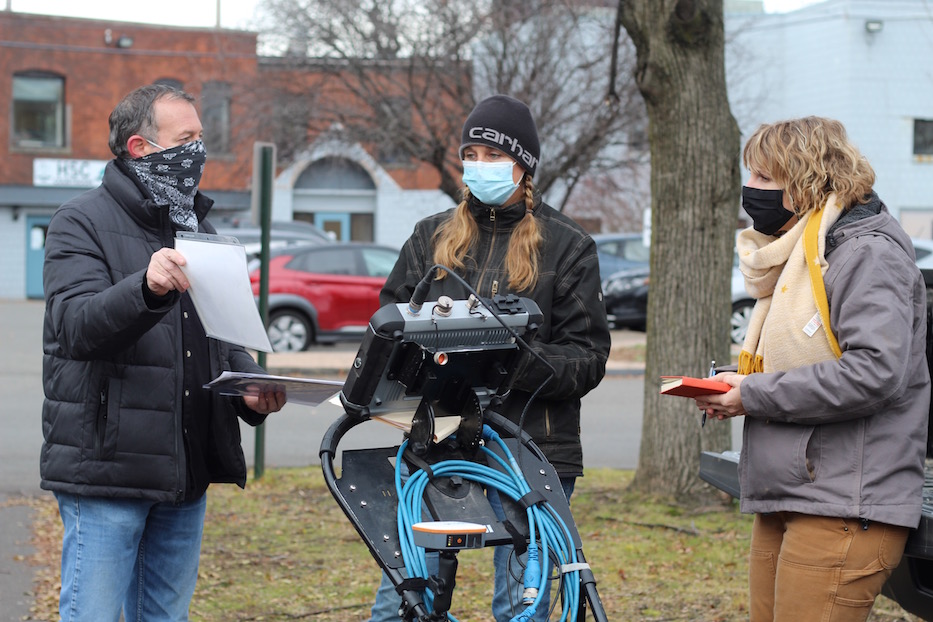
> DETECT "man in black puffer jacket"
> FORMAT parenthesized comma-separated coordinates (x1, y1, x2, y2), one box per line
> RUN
(41, 84, 285, 622)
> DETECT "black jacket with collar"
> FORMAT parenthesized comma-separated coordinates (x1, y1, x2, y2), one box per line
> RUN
(40, 159, 266, 503)
(381, 197, 611, 476)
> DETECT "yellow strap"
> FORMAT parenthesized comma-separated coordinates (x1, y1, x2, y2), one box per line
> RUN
(803, 208, 842, 358)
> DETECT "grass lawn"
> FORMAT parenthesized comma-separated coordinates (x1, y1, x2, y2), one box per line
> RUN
(22, 467, 920, 621)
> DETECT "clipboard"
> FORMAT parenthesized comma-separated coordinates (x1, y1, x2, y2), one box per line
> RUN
(204, 371, 343, 407)
(175, 232, 274, 352)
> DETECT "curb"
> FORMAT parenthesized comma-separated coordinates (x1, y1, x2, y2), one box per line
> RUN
(266, 365, 646, 380)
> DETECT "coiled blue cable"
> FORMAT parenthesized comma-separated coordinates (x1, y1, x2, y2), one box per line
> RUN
(393, 425, 582, 621)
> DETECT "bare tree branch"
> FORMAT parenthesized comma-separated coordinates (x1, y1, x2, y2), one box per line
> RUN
(253, 0, 649, 224)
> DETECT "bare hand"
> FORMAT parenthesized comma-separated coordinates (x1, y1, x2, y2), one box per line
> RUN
(146, 248, 189, 296)
(243, 387, 286, 415)
(695, 373, 748, 421)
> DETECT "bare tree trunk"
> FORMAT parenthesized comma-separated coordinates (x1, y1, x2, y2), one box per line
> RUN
(617, 0, 740, 501)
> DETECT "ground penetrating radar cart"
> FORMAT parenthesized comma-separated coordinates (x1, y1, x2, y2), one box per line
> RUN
(320, 284, 609, 621)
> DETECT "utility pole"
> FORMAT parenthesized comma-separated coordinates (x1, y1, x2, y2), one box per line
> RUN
(252, 143, 275, 479)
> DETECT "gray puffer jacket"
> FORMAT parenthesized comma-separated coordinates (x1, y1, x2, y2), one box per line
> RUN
(739, 196, 930, 528)
(40, 160, 266, 503)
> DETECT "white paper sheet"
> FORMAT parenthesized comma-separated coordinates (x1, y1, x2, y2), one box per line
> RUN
(175, 233, 274, 352)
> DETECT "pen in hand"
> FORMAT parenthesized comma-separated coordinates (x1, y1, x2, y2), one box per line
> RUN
(702, 360, 716, 428)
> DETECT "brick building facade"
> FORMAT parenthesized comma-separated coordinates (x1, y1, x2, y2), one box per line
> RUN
(1, 12, 260, 194)
(0, 11, 455, 298)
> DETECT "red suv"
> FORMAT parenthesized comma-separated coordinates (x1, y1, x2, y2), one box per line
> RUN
(250, 243, 399, 351)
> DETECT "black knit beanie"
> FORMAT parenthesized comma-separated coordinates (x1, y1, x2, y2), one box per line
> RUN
(459, 95, 540, 177)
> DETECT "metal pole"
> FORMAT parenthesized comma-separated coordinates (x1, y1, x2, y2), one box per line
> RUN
(253, 143, 275, 479)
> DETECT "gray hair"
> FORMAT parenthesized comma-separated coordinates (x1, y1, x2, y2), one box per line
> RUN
(108, 84, 195, 159)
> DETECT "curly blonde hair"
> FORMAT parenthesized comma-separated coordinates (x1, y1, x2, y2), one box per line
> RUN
(432, 176, 542, 292)
(742, 116, 875, 215)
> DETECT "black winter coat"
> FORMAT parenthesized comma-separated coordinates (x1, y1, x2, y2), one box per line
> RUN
(381, 198, 610, 476)
(40, 160, 266, 503)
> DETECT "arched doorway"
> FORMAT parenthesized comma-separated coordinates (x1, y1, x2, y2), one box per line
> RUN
(292, 156, 377, 242)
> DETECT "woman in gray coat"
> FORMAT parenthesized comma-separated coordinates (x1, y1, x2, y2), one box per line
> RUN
(695, 116, 929, 622)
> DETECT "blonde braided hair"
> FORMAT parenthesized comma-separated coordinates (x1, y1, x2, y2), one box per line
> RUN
(433, 176, 541, 292)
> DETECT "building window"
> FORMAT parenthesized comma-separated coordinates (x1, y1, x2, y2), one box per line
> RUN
(915, 119, 933, 156)
(295, 157, 376, 190)
(202, 81, 231, 155)
(351, 213, 374, 242)
(12, 73, 65, 149)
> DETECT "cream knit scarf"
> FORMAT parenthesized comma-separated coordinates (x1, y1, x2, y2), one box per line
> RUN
(736, 195, 845, 374)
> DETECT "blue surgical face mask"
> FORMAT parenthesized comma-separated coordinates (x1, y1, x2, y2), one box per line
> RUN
(462, 160, 519, 206)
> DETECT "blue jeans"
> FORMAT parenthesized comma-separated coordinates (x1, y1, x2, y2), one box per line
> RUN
(368, 477, 575, 622)
(489, 477, 576, 622)
(55, 492, 207, 622)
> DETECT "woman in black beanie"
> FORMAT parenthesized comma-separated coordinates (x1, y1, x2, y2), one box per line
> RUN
(369, 94, 611, 621)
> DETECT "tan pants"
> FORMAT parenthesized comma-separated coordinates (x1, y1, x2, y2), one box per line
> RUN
(748, 512, 909, 622)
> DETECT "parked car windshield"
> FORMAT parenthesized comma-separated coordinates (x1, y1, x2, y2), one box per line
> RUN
(593, 233, 651, 281)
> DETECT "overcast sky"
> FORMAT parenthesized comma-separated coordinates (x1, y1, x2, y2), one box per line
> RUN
(7, 0, 262, 29)
(9, 0, 826, 29)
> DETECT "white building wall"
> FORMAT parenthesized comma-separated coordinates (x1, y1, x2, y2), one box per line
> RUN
(375, 189, 455, 250)
(726, 0, 933, 234)
(0, 209, 28, 299)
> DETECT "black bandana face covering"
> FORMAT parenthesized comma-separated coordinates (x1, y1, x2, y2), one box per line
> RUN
(741, 186, 796, 235)
(125, 139, 207, 232)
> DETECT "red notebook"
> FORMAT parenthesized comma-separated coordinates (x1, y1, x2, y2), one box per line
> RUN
(659, 376, 730, 398)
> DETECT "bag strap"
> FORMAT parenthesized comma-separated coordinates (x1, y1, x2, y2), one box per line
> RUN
(803, 207, 842, 359)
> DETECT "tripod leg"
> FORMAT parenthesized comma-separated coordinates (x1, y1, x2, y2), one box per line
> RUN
(579, 561, 608, 622)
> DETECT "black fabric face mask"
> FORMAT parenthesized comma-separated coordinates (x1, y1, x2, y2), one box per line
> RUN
(125, 139, 207, 232)
(742, 186, 796, 235)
